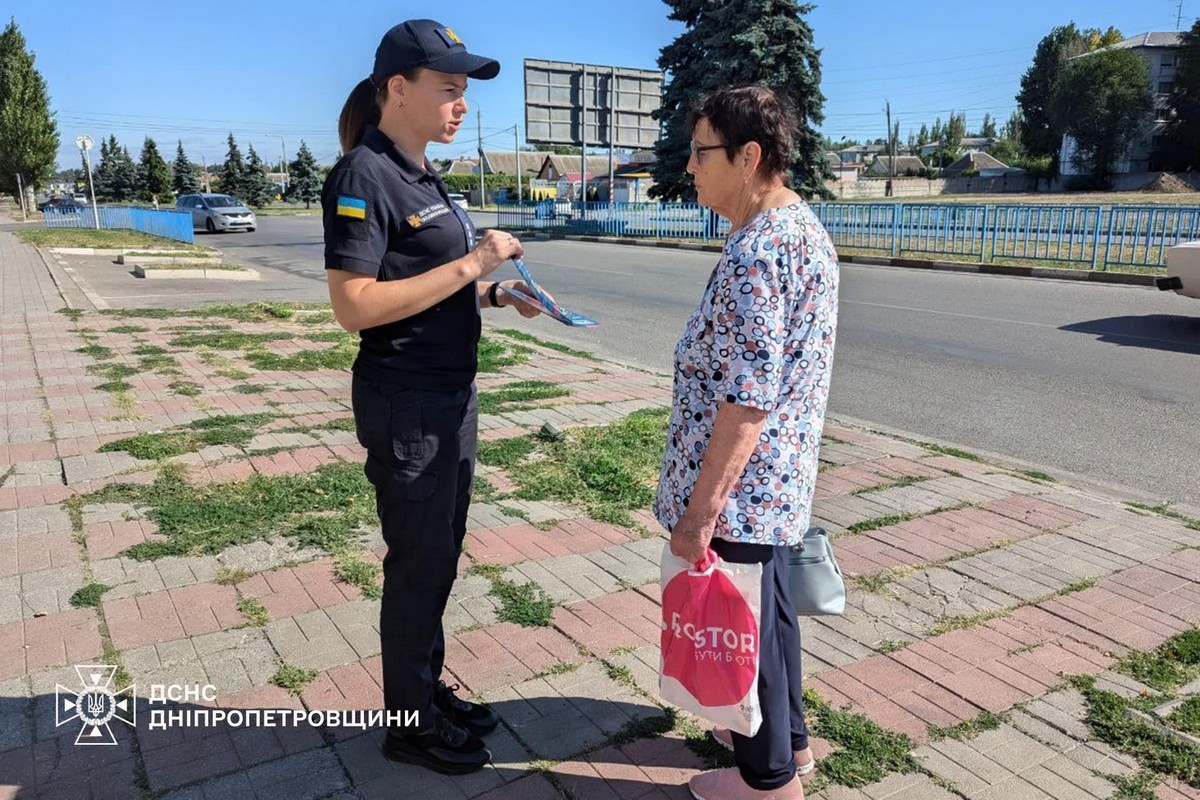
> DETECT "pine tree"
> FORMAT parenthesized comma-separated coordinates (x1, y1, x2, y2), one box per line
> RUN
(220, 132, 245, 199)
(651, 0, 830, 200)
(0, 19, 59, 199)
(138, 137, 172, 204)
(287, 140, 321, 208)
(917, 124, 930, 147)
(980, 112, 997, 138)
(173, 140, 199, 195)
(112, 146, 138, 203)
(91, 135, 115, 199)
(241, 144, 275, 207)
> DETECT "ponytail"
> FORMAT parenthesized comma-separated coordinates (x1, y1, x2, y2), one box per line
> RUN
(339, 78, 384, 154)
(338, 70, 421, 154)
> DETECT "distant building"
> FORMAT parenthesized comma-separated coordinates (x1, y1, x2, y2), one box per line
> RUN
(864, 155, 927, 177)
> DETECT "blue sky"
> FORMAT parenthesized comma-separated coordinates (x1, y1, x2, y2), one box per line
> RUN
(8, 0, 1193, 171)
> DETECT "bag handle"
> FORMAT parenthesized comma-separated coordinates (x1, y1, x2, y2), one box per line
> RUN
(688, 548, 719, 576)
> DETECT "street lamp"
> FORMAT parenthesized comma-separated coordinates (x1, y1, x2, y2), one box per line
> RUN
(262, 134, 288, 197)
(75, 134, 101, 230)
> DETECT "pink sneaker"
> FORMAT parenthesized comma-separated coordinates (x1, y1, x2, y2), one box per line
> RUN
(710, 727, 815, 776)
(689, 767, 804, 800)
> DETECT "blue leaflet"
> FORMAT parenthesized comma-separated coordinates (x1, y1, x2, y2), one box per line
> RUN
(504, 259, 600, 327)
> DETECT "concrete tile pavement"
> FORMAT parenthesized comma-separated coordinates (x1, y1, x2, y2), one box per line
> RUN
(2, 229, 1198, 799)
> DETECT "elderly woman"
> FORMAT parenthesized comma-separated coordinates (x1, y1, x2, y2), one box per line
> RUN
(655, 85, 839, 800)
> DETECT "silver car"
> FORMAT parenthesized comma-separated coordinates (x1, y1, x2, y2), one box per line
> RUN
(176, 193, 257, 233)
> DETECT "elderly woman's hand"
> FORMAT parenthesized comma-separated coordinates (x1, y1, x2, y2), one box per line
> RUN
(669, 508, 717, 565)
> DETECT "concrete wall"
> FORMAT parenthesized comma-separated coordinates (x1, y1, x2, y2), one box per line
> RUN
(825, 172, 1200, 199)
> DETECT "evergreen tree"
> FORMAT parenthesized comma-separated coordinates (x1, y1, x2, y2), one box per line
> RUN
(91, 135, 115, 199)
(651, 0, 830, 200)
(138, 137, 172, 204)
(286, 139, 321, 208)
(1166, 19, 1200, 171)
(917, 124, 930, 147)
(980, 112, 997, 138)
(112, 146, 138, 203)
(241, 144, 275, 207)
(220, 132, 245, 199)
(931, 117, 943, 143)
(0, 19, 59, 198)
(173, 140, 199, 195)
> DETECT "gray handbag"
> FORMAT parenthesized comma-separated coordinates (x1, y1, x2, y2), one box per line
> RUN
(788, 526, 846, 616)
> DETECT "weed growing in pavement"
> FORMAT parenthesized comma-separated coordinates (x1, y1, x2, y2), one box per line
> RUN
(875, 639, 910, 654)
(333, 553, 383, 599)
(215, 566, 252, 586)
(921, 444, 985, 463)
(928, 711, 1006, 741)
(235, 596, 270, 627)
(168, 381, 201, 397)
(532, 662, 580, 679)
(1125, 502, 1200, 532)
(478, 336, 532, 373)
(847, 503, 970, 535)
(1113, 628, 1200, 692)
(493, 328, 599, 360)
(851, 476, 930, 495)
(108, 325, 148, 334)
(491, 577, 556, 627)
(477, 380, 570, 415)
(99, 413, 275, 460)
(475, 408, 668, 527)
(69, 582, 111, 608)
(800, 687, 920, 792)
(76, 344, 114, 360)
(270, 662, 318, 696)
(232, 383, 269, 394)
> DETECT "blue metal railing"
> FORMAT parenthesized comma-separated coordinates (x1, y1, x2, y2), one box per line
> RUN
(498, 200, 1200, 270)
(43, 206, 194, 244)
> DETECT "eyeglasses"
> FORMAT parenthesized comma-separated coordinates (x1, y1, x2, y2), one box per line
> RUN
(689, 140, 726, 159)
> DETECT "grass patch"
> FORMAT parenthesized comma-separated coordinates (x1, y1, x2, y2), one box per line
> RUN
(68, 582, 111, 608)
(131, 344, 167, 356)
(1072, 674, 1200, 790)
(928, 711, 1005, 741)
(216, 367, 251, 380)
(283, 513, 362, 553)
(476, 408, 669, 526)
(233, 383, 269, 394)
(478, 380, 570, 415)
(95, 380, 132, 393)
(138, 354, 179, 372)
(1018, 470, 1056, 483)
(1113, 628, 1200, 692)
(466, 562, 507, 580)
(333, 552, 383, 599)
(922, 444, 985, 463)
(491, 577, 556, 627)
(83, 460, 375, 561)
(169, 330, 292, 350)
(76, 344, 114, 360)
(476, 436, 537, 469)
(270, 662, 318, 696)
(59, 306, 84, 321)
(1125, 502, 1200, 532)
(875, 639, 909, 654)
(478, 335, 532, 373)
(236, 596, 270, 627)
(851, 475, 929, 495)
(1107, 771, 1164, 800)
(852, 572, 900, 595)
(168, 381, 201, 397)
(246, 343, 356, 372)
(802, 687, 920, 791)
(215, 566, 252, 585)
(493, 328, 599, 360)
(1168, 695, 1200, 735)
(98, 413, 275, 460)
(928, 609, 1010, 637)
(16, 228, 183, 249)
(472, 475, 498, 503)
(88, 363, 138, 381)
(533, 662, 580, 679)
(848, 503, 970, 535)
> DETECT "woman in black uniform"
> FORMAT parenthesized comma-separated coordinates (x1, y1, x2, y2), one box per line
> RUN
(322, 18, 539, 775)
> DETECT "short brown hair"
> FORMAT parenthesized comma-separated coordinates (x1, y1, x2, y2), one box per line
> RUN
(687, 86, 797, 178)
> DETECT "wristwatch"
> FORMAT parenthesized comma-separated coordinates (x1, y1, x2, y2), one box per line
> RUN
(488, 280, 506, 308)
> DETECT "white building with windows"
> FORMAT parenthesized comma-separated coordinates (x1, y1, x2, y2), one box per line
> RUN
(1059, 31, 1183, 175)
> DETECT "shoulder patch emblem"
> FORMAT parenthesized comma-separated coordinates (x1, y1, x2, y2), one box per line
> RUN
(336, 195, 367, 219)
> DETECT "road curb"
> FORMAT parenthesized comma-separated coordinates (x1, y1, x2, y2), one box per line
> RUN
(501, 228, 1159, 287)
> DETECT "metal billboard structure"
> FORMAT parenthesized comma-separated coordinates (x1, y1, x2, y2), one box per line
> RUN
(523, 59, 663, 208)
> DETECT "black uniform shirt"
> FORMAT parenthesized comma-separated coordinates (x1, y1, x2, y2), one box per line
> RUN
(322, 125, 480, 391)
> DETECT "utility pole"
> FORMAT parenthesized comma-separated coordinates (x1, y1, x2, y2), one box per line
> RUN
(608, 66, 616, 205)
(1178, 0, 1185, 29)
(477, 110, 485, 209)
(75, 134, 100, 229)
(514, 125, 522, 205)
(885, 100, 895, 197)
(580, 63, 588, 216)
(15, 173, 26, 221)
(200, 155, 210, 192)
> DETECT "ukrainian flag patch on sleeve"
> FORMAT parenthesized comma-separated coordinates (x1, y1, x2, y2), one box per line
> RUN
(336, 195, 367, 219)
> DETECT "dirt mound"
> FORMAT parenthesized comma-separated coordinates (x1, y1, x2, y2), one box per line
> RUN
(1137, 173, 1198, 193)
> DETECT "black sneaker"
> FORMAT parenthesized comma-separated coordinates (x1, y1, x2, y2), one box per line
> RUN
(382, 714, 491, 775)
(434, 680, 500, 736)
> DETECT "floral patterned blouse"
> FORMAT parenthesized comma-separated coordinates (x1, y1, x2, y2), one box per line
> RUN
(654, 202, 839, 547)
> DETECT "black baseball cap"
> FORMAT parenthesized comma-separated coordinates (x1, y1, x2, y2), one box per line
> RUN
(371, 19, 500, 85)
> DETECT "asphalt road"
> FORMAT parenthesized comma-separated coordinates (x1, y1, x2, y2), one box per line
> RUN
(195, 214, 1200, 506)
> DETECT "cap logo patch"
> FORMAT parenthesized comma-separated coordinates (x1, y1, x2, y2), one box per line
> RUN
(436, 27, 463, 47)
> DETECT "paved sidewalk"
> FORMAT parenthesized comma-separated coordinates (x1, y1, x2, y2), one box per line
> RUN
(2, 229, 1198, 800)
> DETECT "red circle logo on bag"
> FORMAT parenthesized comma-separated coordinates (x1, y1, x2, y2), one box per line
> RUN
(661, 568, 758, 707)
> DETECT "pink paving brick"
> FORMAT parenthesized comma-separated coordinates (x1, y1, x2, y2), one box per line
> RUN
(82, 519, 165, 560)
(240, 558, 360, 620)
(553, 587, 661, 655)
(104, 583, 243, 650)
(979, 495, 1092, 530)
(444, 621, 580, 694)
(0, 530, 81, 577)
(0, 609, 103, 680)
(1155, 777, 1200, 800)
